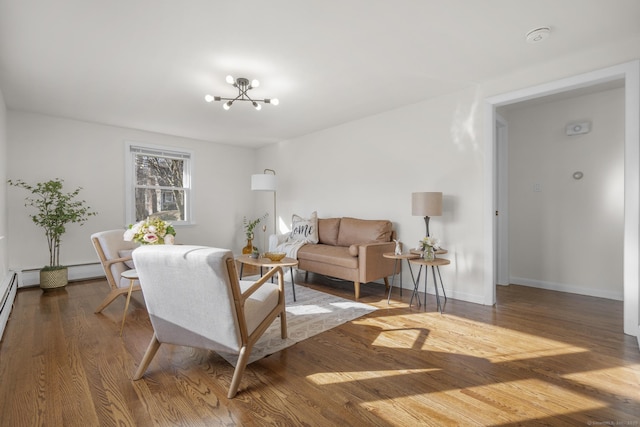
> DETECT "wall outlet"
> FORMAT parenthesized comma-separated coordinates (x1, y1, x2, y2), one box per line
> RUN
(533, 183, 542, 192)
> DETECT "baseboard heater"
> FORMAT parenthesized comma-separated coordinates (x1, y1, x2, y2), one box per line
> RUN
(0, 271, 18, 342)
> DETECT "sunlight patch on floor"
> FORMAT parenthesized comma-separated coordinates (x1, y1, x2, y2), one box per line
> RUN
(561, 365, 640, 395)
(306, 368, 441, 385)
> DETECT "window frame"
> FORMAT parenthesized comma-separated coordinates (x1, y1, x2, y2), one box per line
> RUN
(124, 141, 194, 226)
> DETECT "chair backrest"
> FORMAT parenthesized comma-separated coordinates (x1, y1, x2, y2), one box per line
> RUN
(132, 245, 245, 353)
(91, 230, 138, 289)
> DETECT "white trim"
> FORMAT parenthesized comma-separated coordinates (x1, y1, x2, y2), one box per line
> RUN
(484, 60, 640, 337)
(510, 277, 624, 301)
(18, 263, 105, 287)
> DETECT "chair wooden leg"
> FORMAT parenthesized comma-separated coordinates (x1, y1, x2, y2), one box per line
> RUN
(228, 346, 250, 398)
(94, 289, 125, 313)
(133, 333, 162, 380)
(280, 309, 287, 339)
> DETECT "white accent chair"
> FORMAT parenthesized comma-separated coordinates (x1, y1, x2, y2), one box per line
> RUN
(131, 245, 287, 399)
(91, 230, 140, 314)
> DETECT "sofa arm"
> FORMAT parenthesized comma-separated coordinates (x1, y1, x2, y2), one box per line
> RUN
(357, 241, 397, 282)
(268, 233, 290, 251)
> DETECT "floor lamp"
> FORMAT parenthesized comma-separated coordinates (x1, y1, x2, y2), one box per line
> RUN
(412, 192, 442, 237)
(251, 169, 277, 235)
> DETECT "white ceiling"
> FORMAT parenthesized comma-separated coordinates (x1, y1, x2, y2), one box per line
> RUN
(1, 0, 639, 148)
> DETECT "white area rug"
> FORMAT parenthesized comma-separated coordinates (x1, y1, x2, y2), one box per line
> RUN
(218, 282, 377, 366)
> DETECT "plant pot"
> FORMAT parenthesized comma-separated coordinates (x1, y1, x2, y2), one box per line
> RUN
(40, 267, 68, 290)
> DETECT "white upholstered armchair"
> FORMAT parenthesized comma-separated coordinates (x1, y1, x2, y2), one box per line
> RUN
(131, 245, 287, 399)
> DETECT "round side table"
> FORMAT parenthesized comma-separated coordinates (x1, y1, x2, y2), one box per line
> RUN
(383, 252, 420, 304)
(120, 269, 138, 336)
(408, 257, 450, 313)
(236, 255, 299, 302)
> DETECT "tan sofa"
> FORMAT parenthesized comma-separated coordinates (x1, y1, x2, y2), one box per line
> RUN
(273, 217, 397, 299)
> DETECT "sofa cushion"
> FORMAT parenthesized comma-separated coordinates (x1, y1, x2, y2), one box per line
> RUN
(297, 244, 358, 269)
(337, 218, 393, 247)
(289, 211, 319, 244)
(318, 218, 341, 246)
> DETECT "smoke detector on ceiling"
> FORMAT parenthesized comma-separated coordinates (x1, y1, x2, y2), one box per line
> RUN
(526, 27, 551, 44)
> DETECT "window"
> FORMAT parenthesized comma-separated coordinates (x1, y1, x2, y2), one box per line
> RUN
(125, 142, 193, 225)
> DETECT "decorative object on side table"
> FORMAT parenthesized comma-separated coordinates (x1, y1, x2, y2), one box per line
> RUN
(124, 217, 176, 245)
(394, 239, 402, 255)
(8, 178, 97, 290)
(418, 236, 441, 261)
(264, 252, 286, 262)
(242, 213, 268, 254)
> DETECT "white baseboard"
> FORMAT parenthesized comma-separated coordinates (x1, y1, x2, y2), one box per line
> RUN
(18, 263, 104, 288)
(510, 277, 623, 301)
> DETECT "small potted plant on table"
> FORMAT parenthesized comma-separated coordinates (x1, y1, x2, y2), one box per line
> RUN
(242, 213, 268, 254)
(8, 178, 97, 290)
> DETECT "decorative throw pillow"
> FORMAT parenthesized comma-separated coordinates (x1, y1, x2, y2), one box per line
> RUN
(289, 211, 319, 244)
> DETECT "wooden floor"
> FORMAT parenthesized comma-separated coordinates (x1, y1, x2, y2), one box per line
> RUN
(1, 274, 639, 427)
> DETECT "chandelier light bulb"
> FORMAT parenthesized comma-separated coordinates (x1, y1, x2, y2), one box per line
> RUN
(223, 101, 232, 110)
(204, 94, 214, 103)
(253, 101, 262, 110)
(225, 75, 235, 85)
(270, 98, 279, 106)
(251, 79, 260, 88)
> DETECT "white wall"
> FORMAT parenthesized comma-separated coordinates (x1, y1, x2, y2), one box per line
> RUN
(257, 38, 640, 308)
(7, 112, 255, 284)
(0, 88, 7, 280)
(505, 88, 625, 299)
(259, 87, 487, 303)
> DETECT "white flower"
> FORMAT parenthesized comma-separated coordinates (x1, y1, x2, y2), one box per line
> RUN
(123, 229, 135, 241)
(164, 234, 175, 245)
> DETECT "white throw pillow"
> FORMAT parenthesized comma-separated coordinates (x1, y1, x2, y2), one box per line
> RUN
(288, 211, 319, 244)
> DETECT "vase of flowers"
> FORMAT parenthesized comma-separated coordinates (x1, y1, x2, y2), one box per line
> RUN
(124, 217, 176, 245)
(242, 213, 268, 254)
(418, 236, 440, 261)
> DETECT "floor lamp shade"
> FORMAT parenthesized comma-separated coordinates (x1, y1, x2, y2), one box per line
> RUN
(251, 173, 277, 191)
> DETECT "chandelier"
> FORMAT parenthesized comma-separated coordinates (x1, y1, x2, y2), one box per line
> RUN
(205, 75, 279, 110)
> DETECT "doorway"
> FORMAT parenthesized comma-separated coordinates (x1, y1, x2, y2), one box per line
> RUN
(484, 60, 640, 337)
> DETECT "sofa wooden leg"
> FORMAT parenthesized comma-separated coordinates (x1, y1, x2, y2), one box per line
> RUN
(354, 281, 360, 300)
(384, 276, 390, 291)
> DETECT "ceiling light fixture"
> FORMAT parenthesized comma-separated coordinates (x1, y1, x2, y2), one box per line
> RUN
(526, 27, 551, 44)
(205, 75, 279, 110)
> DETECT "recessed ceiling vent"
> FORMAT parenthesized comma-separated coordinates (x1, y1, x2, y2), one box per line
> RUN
(526, 27, 551, 44)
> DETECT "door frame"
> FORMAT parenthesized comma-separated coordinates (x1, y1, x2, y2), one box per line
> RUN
(483, 60, 640, 337)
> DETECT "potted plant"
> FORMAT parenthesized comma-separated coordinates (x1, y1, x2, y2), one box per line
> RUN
(8, 178, 97, 290)
(242, 213, 268, 254)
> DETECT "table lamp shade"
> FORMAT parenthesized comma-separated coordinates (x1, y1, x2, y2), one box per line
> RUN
(251, 174, 277, 192)
(412, 192, 442, 217)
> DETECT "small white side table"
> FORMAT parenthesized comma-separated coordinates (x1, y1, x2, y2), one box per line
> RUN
(120, 269, 138, 336)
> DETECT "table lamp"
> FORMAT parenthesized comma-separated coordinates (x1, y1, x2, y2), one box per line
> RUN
(412, 192, 442, 237)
